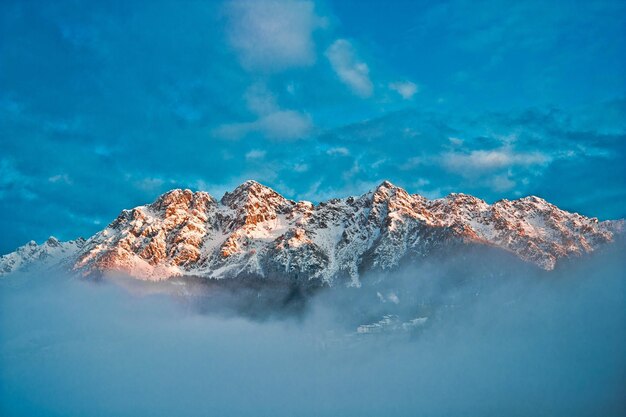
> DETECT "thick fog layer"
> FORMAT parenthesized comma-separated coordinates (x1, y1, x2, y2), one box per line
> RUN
(1, 242, 625, 417)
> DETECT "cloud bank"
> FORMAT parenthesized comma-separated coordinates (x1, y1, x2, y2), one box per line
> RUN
(0, 240, 624, 416)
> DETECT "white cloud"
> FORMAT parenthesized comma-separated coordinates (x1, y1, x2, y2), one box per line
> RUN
(226, 0, 325, 72)
(325, 39, 373, 98)
(389, 81, 418, 99)
(215, 110, 312, 140)
(442, 149, 548, 172)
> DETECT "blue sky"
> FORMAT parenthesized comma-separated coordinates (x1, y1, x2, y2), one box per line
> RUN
(1, 0, 625, 253)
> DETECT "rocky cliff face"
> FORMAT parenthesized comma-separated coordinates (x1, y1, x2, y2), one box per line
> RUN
(2, 180, 623, 285)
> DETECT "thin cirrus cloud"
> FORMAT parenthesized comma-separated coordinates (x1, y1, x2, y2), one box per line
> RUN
(225, 0, 326, 72)
(325, 39, 374, 98)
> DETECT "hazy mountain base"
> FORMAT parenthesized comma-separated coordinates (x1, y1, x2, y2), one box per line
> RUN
(0, 239, 624, 417)
(102, 242, 558, 328)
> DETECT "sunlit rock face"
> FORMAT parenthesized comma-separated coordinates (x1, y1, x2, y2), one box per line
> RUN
(2, 180, 623, 284)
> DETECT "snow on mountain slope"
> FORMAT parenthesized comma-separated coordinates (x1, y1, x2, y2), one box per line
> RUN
(1, 180, 623, 284)
(0, 237, 85, 276)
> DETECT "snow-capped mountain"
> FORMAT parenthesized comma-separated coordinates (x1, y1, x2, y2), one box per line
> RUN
(0, 237, 85, 276)
(1, 180, 623, 285)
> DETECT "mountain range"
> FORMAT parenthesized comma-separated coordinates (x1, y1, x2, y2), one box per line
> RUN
(1, 180, 623, 286)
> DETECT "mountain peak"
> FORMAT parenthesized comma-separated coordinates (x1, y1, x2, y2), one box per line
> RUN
(152, 188, 193, 208)
(377, 180, 396, 190)
(230, 179, 277, 194)
(517, 195, 550, 206)
(221, 180, 286, 208)
(367, 180, 403, 199)
(239, 179, 265, 189)
(150, 189, 216, 212)
(3, 181, 622, 281)
(45, 236, 61, 247)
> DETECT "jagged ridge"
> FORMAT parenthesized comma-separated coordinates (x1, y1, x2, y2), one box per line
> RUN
(1, 180, 623, 285)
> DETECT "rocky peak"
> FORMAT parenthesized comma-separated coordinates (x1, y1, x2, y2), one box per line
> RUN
(363, 181, 429, 224)
(45, 236, 61, 247)
(429, 194, 489, 220)
(375, 180, 396, 191)
(150, 189, 217, 213)
(368, 180, 404, 201)
(3, 180, 622, 282)
(221, 180, 292, 227)
(221, 180, 284, 206)
(153, 188, 193, 208)
(441, 193, 487, 206)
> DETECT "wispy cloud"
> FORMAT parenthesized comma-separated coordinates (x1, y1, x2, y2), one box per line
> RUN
(245, 149, 267, 160)
(1, 0, 624, 254)
(215, 110, 312, 140)
(326, 147, 350, 156)
(325, 39, 373, 98)
(215, 82, 313, 140)
(441, 149, 549, 173)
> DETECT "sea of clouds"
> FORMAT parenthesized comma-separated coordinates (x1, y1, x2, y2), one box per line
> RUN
(1, 240, 624, 417)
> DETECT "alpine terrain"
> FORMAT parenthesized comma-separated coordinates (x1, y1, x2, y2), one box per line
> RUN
(1, 180, 623, 285)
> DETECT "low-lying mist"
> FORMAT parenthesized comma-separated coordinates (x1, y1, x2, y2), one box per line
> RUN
(1, 241, 624, 417)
